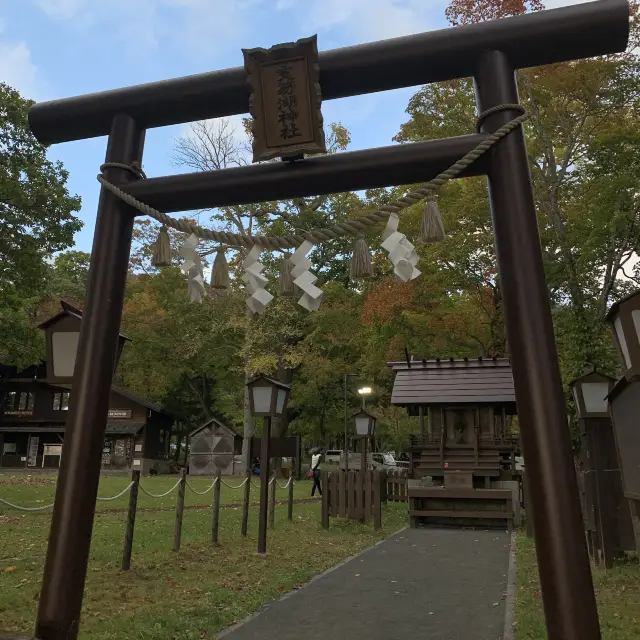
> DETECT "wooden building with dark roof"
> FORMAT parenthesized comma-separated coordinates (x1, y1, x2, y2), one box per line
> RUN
(0, 301, 173, 474)
(188, 418, 243, 476)
(388, 357, 519, 485)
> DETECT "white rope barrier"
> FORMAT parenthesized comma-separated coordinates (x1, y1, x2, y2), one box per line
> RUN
(0, 497, 54, 512)
(0, 475, 294, 512)
(186, 477, 218, 495)
(220, 477, 249, 490)
(139, 477, 183, 498)
(96, 481, 135, 501)
(249, 477, 291, 489)
(0, 481, 134, 511)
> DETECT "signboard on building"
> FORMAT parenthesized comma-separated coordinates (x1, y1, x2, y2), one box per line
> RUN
(249, 435, 301, 460)
(27, 437, 39, 467)
(108, 409, 132, 419)
(3, 410, 34, 417)
(243, 35, 326, 162)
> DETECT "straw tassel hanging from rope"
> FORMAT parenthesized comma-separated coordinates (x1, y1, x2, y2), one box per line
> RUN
(210, 248, 230, 292)
(419, 192, 446, 243)
(279, 252, 295, 296)
(152, 226, 172, 267)
(349, 233, 373, 279)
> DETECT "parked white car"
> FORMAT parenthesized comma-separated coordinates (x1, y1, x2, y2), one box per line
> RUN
(372, 452, 397, 467)
(339, 452, 397, 471)
(324, 450, 343, 464)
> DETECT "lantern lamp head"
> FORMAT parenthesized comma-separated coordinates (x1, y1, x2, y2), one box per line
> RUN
(246, 375, 291, 418)
(353, 409, 376, 437)
(605, 289, 640, 379)
(569, 370, 615, 419)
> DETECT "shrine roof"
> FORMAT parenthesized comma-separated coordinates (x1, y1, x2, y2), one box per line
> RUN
(387, 357, 516, 406)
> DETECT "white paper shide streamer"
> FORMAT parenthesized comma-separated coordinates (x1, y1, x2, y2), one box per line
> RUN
(291, 241, 324, 311)
(243, 245, 273, 314)
(380, 213, 421, 282)
(180, 234, 206, 302)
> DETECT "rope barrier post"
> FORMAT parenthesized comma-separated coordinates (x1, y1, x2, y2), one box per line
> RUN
(287, 477, 294, 522)
(241, 471, 251, 537)
(373, 470, 382, 531)
(121, 471, 140, 571)
(172, 469, 187, 552)
(269, 470, 276, 529)
(211, 471, 222, 545)
(321, 471, 330, 530)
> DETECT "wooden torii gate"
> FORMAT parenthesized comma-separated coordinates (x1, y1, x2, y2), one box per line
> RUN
(26, 1, 630, 638)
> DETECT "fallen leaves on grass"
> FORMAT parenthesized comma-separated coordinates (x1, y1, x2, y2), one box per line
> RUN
(0, 475, 57, 487)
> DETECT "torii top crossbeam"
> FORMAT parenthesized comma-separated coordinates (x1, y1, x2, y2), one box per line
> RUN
(29, 0, 628, 146)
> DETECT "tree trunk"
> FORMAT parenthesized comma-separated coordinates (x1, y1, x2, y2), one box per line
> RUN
(318, 399, 328, 442)
(241, 369, 254, 470)
(186, 375, 214, 421)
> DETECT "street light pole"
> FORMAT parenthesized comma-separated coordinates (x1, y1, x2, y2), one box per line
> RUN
(358, 387, 372, 410)
(344, 374, 348, 473)
(343, 373, 357, 473)
(258, 415, 271, 555)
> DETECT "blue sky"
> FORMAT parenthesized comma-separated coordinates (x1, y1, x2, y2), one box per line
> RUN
(1, 0, 586, 253)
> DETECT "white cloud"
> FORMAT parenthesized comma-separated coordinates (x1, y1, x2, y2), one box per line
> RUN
(544, 0, 592, 8)
(303, 0, 441, 41)
(164, 0, 255, 55)
(0, 40, 39, 98)
(35, 0, 87, 19)
(31, 0, 253, 55)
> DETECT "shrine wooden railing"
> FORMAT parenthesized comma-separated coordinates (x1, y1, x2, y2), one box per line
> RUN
(321, 469, 382, 530)
(386, 469, 408, 502)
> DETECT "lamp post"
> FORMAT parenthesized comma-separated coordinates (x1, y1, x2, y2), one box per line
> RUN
(606, 289, 640, 380)
(343, 373, 358, 473)
(571, 371, 613, 420)
(354, 409, 376, 473)
(605, 290, 640, 555)
(358, 386, 372, 409)
(570, 371, 633, 566)
(246, 375, 291, 555)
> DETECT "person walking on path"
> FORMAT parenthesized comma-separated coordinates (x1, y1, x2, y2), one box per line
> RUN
(311, 450, 323, 496)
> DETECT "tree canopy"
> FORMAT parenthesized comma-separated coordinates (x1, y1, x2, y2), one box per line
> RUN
(0, 83, 82, 367)
(3, 0, 639, 452)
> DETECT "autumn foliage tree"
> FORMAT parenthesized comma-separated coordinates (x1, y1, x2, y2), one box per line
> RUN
(396, 0, 640, 387)
(445, 0, 542, 24)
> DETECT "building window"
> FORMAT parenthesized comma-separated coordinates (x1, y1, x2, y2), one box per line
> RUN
(52, 392, 70, 411)
(27, 392, 35, 411)
(5, 391, 17, 410)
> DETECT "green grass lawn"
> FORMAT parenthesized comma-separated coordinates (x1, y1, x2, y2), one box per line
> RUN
(0, 473, 407, 639)
(515, 533, 640, 639)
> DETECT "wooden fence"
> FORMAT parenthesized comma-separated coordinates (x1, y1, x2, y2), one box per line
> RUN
(386, 469, 408, 502)
(321, 469, 382, 530)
